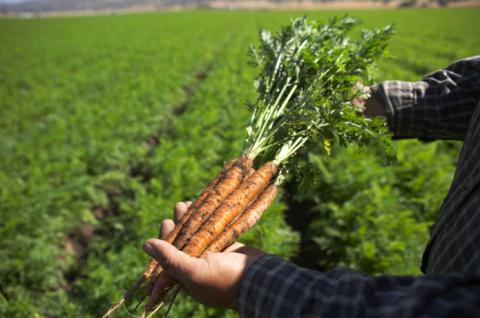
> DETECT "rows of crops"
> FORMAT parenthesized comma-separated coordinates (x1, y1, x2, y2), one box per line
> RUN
(1, 8, 479, 317)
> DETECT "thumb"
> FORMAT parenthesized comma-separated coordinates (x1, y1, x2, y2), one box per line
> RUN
(143, 239, 198, 282)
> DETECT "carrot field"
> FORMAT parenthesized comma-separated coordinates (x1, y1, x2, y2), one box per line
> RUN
(1, 8, 479, 317)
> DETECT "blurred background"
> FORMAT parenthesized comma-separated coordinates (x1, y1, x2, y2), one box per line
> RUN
(1, 0, 480, 14)
(1, 1, 479, 317)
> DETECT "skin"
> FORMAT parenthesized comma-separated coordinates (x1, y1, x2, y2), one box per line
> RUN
(144, 90, 385, 312)
(353, 84, 386, 118)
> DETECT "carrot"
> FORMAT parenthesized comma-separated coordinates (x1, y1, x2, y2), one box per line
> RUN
(162, 159, 237, 245)
(203, 184, 278, 255)
(182, 161, 277, 257)
(172, 156, 252, 250)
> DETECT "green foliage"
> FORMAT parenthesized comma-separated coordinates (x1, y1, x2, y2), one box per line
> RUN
(246, 16, 393, 170)
(293, 141, 458, 275)
(0, 8, 478, 318)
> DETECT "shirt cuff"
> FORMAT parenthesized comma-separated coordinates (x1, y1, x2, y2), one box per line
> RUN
(236, 254, 309, 318)
(372, 80, 428, 139)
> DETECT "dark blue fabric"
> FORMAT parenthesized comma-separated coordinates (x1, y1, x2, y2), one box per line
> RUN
(373, 56, 480, 274)
(238, 255, 480, 318)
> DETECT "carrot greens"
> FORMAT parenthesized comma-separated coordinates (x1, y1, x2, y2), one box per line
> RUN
(244, 16, 393, 177)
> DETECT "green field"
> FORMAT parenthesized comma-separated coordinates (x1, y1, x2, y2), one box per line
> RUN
(1, 8, 479, 317)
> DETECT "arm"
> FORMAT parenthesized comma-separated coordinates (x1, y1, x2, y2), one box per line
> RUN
(239, 255, 480, 318)
(367, 56, 480, 140)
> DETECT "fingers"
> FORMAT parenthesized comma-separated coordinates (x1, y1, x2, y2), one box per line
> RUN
(144, 239, 198, 283)
(160, 219, 175, 240)
(159, 201, 192, 238)
(174, 201, 191, 223)
(352, 82, 371, 110)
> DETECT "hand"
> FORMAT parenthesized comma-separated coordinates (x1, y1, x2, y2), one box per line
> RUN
(352, 82, 386, 118)
(144, 202, 266, 310)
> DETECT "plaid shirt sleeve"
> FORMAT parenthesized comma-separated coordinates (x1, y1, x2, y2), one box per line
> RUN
(237, 255, 480, 318)
(371, 56, 480, 140)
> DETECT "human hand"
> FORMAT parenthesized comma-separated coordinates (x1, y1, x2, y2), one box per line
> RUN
(352, 82, 386, 118)
(144, 201, 266, 310)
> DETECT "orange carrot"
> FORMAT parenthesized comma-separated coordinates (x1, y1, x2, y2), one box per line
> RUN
(172, 156, 252, 250)
(203, 184, 278, 255)
(163, 159, 237, 244)
(182, 161, 277, 257)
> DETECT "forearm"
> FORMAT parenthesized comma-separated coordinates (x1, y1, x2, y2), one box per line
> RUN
(368, 56, 480, 141)
(237, 255, 480, 318)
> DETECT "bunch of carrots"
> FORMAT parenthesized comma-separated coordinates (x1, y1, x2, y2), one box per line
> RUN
(103, 16, 393, 317)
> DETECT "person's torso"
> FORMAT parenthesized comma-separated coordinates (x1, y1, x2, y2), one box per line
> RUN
(422, 102, 480, 274)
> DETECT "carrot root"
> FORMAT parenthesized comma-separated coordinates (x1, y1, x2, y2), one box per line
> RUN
(173, 156, 253, 250)
(145, 271, 176, 312)
(204, 184, 278, 255)
(101, 298, 125, 318)
(183, 161, 277, 257)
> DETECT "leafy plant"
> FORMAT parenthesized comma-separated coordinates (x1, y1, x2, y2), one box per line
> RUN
(247, 16, 394, 177)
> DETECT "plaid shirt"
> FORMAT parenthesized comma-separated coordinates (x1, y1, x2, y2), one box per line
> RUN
(237, 56, 480, 317)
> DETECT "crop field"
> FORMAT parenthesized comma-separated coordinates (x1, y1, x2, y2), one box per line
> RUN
(1, 8, 479, 318)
